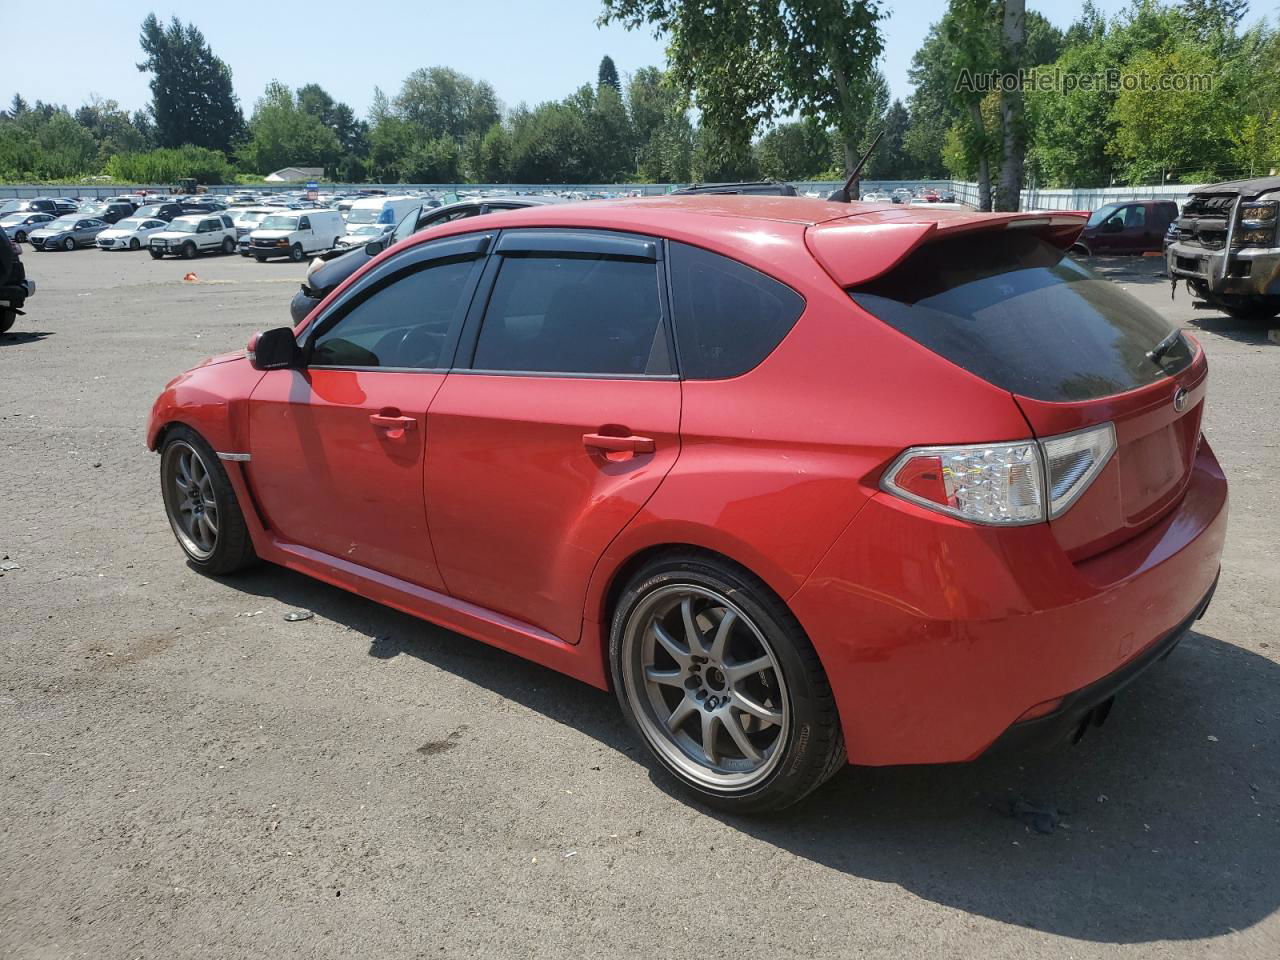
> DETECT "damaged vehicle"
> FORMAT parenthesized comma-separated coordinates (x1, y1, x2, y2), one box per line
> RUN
(1166, 175, 1280, 320)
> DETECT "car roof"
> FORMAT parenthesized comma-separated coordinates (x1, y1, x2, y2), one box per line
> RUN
(169, 214, 219, 224)
(383, 194, 1083, 293)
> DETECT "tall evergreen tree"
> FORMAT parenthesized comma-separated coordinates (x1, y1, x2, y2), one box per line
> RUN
(137, 14, 244, 151)
(598, 55, 622, 92)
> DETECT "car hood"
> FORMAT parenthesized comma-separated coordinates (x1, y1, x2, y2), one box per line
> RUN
(29, 226, 71, 236)
(251, 229, 292, 239)
(100, 227, 135, 238)
(150, 231, 193, 241)
(195, 350, 246, 369)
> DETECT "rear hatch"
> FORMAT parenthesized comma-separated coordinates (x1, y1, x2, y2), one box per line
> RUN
(846, 221, 1202, 561)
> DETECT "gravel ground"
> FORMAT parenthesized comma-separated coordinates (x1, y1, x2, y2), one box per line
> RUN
(1, 247, 1277, 960)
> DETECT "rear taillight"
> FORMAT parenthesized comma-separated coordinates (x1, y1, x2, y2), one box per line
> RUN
(1040, 423, 1116, 518)
(882, 422, 1116, 526)
(882, 441, 1044, 525)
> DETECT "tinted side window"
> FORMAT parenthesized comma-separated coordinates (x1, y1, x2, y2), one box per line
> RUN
(310, 257, 481, 369)
(472, 255, 666, 375)
(667, 241, 806, 379)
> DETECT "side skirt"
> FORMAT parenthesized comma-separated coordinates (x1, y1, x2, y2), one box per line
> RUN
(221, 461, 609, 690)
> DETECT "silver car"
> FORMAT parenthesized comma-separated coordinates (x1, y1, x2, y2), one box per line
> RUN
(28, 216, 109, 251)
(0, 212, 55, 244)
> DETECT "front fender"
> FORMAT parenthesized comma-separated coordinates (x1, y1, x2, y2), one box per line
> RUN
(146, 355, 265, 453)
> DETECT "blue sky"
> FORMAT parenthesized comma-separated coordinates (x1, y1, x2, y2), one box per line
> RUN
(0, 0, 1270, 120)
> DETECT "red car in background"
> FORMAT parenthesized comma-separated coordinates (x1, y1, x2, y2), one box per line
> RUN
(148, 196, 1226, 812)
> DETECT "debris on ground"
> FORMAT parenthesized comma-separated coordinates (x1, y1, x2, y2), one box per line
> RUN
(183, 272, 199, 282)
(1006, 798, 1062, 834)
(283, 610, 314, 622)
(237, 610, 264, 618)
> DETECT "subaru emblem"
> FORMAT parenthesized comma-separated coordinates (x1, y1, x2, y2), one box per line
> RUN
(1173, 387, 1189, 412)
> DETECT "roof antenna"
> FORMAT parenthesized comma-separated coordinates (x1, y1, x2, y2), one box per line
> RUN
(828, 129, 884, 203)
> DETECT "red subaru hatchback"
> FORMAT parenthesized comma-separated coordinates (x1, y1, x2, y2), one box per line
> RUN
(149, 196, 1227, 811)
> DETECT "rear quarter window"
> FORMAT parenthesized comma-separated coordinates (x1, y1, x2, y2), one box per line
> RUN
(850, 230, 1193, 402)
(667, 242, 805, 379)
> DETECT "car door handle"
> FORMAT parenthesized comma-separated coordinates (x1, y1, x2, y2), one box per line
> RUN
(583, 432, 655, 454)
(370, 412, 417, 431)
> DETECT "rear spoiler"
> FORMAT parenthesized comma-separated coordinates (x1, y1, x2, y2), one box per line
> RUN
(805, 212, 1086, 288)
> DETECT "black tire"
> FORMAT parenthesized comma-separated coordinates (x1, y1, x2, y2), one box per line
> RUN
(62, 236, 75, 251)
(14, 230, 26, 243)
(149, 249, 164, 260)
(609, 551, 845, 813)
(129, 237, 140, 251)
(254, 254, 267, 263)
(0, 309, 15, 334)
(1222, 301, 1280, 321)
(1069, 242, 1091, 258)
(221, 236, 235, 254)
(181, 241, 197, 260)
(289, 243, 305, 263)
(159, 425, 258, 575)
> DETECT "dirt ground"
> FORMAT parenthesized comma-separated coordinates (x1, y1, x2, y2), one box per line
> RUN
(1, 246, 1277, 960)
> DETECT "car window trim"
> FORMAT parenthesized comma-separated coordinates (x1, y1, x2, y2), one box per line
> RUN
(453, 227, 676, 380)
(302, 232, 494, 372)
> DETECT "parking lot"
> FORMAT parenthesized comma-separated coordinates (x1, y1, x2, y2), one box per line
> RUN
(1, 247, 1278, 959)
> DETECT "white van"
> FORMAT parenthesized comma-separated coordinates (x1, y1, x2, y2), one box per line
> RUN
(343, 196, 420, 229)
(247, 209, 346, 262)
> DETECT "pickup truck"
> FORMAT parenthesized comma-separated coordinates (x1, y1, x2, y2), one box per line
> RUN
(1166, 175, 1280, 320)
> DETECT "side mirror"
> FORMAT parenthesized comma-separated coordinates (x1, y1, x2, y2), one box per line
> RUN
(248, 327, 302, 370)
(364, 240, 385, 256)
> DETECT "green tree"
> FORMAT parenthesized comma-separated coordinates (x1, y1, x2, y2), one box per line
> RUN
(104, 145, 233, 184)
(601, 0, 886, 182)
(0, 110, 99, 181)
(137, 13, 244, 151)
(508, 101, 590, 182)
(240, 81, 342, 176)
(598, 55, 622, 92)
(1111, 44, 1232, 183)
(755, 120, 835, 179)
(75, 96, 149, 162)
(584, 84, 634, 180)
(393, 67, 501, 142)
(877, 100, 912, 177)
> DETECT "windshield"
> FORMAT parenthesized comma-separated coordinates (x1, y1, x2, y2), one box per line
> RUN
(849, 230, 1193, 402)
(115, 218, 147, 230)
(237, 211, 270, 224)
(168, 220, 199, 233)
(135, 205, 165, 218)
(1086, 203, 1123, 228)
(1, 214, 27, 225)
(345, 206, 382, 224)
(261, 215, 300, 230)
(392, 205, 424, 244)
(48, 216, 78, 228)
(351, 224, 386, 237)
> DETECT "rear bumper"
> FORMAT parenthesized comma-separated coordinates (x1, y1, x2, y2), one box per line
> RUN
(1167, 240, 1280, 296)
(985, 574, 1217, 753)
(790, 440, 1228, 766)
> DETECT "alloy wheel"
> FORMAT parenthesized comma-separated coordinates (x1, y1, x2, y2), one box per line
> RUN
(162, 441, 219, 560)
(621, 584, 790, 791)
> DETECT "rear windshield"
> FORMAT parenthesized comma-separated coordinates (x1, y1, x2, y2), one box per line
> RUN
(850, 230, 1193, 401)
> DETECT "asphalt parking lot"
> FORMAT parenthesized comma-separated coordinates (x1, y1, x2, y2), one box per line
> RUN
(1, 247, 1278, 960)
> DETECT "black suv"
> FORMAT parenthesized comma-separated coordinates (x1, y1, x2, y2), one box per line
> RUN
(133, 202, 219, 223)
(78, 201, 136, 225)
(1, 235, 35, 334)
